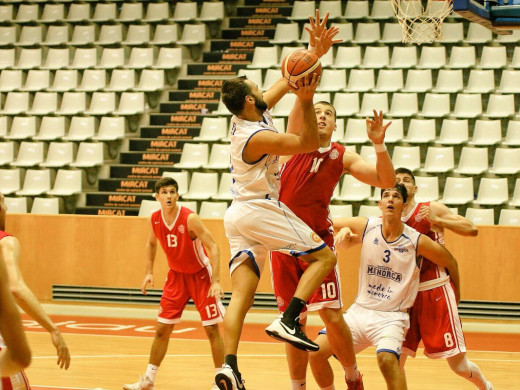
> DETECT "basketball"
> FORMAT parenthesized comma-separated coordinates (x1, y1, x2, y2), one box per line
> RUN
(281, 49, 322, 88)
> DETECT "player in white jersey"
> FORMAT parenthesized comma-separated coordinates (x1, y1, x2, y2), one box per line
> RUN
(215, 19, 342, 390)
(308, 184, 460, 390)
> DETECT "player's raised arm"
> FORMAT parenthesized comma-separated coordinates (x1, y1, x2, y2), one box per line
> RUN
(425, 202, 478, 236)
(417, 235, 461, 303)
(343, 110, 395, 189)
(141, 216, 158, 295)
(244, 75, 320, 162)
(187, 213, 223, 299)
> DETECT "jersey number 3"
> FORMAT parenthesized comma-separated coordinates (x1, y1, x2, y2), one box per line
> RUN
(166, 234, 178, 248)
(383, 249, 391, 263)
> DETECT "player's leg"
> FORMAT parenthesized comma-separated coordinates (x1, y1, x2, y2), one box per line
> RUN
(216, 257, 259, 390)
(377, 351, 406, 390)
(124, 269, 185, 390)
(370, 309, 408, 390)
(319, 307, 361, 386)
(447, 353, 493, 390)
(270, 251, 309, 389)
(123, 321, 175, 390)
(308, 333, 335, 389)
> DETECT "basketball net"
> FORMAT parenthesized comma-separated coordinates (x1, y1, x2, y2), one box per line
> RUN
(390, 0, 453, 44)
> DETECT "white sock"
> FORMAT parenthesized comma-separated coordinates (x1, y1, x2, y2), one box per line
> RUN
(145, 364, 159, 382)
(320, 385, 335, 390)
(343, 363, 358, 382)
(291, 378, 306, 390)
(216, 367, 222, 374)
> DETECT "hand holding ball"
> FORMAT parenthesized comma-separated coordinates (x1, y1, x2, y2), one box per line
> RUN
(281, 49, 322, 88)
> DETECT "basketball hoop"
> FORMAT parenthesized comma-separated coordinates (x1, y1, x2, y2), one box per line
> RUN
(390, 0, 453, 44)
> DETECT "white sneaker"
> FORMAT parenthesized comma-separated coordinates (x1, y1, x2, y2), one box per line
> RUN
(215, 363, 246, 390)
(122, 375, 154, 390)
(265, 315, 319, 352)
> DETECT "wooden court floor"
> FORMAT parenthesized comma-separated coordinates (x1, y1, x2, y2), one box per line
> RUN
(21, 312, 520, 390)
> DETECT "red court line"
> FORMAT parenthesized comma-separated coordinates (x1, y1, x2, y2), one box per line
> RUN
(22, 314, 520, 352)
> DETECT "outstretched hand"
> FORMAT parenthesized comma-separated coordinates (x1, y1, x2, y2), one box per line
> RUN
(334, 227, 359, 249)
(366, 110, 391, 145)
(290, 73, 320, 101)
(305, 10, 343, 57)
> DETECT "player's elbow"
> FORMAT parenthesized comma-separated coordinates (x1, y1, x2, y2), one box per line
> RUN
(380, 176, 396, 188)
(9, 283, 24, 301)
(12, 347, 32, 369)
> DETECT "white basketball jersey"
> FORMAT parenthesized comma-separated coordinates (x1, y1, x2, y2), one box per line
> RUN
(356, 218, 422, 312)
(229, 110, 280, 201)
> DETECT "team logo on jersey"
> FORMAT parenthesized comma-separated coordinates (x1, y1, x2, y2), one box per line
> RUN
(178, 225, 185, 234)
(373, 238, 379, 245)
(276, 296, 285, 308)
(311, 232, 322, 243)
(393, 245, 408, 253)
(367, 265, 402, 282)
(330, 149, 339, 160)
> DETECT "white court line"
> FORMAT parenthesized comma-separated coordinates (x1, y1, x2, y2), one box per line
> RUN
(31, 386, 93, 389)
(26, 331, 520, 354)
(31, 353, 520, 363)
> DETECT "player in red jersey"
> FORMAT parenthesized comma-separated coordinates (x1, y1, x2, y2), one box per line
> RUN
(270, 99, 395, 390)
(396, 167, 493, 390)
(124, 177, 224, 390)
(0, 192, 68, 389)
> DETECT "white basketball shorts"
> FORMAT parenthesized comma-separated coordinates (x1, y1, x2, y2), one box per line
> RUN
(320, 303, 410, 359)
(224, 198, 327, 276)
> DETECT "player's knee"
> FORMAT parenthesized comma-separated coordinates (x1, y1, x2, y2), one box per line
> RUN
(447, 356, 471, 377)
(308, 346, 328, 366)
(319, 307, 345, 328)
(203, 324, 220, 340)
(318, 249, 337, 269)
(155, 322, 174, 339)
(377, 351, 400, 375)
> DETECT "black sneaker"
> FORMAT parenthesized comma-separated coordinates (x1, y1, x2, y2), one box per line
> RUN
(215, 364, 246, 390)
(265, 315, 319, 352)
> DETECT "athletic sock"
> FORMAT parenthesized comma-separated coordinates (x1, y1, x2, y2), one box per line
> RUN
(343, 363, 358, 382)
(225, 354, 240, 376)
(291, 378, 306, 390)
(282, 298, 306, 325)
(145, 364, 158, 382)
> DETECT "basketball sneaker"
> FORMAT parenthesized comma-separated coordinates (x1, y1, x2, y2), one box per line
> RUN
(122, 375, 154, 390)
(265, 315, 319, 352)
(346, 372, 364, 390)
(215, 363, 246, 390)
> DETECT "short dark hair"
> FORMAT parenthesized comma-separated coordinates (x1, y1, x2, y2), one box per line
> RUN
(155, 177, 178, 193)
(381, 183, 408, 204)
(314, 101, 336, 120)
(221, 76, 252, 116)
(395, 167, 415, 184)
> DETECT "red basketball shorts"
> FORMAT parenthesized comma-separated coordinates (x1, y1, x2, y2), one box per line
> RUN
(159, 267, 225, 327)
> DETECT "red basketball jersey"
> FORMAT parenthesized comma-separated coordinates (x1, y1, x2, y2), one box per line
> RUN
(402, 202, 447, 283)
(151, 206, 210, 274)
(279, 143, 345, 235)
